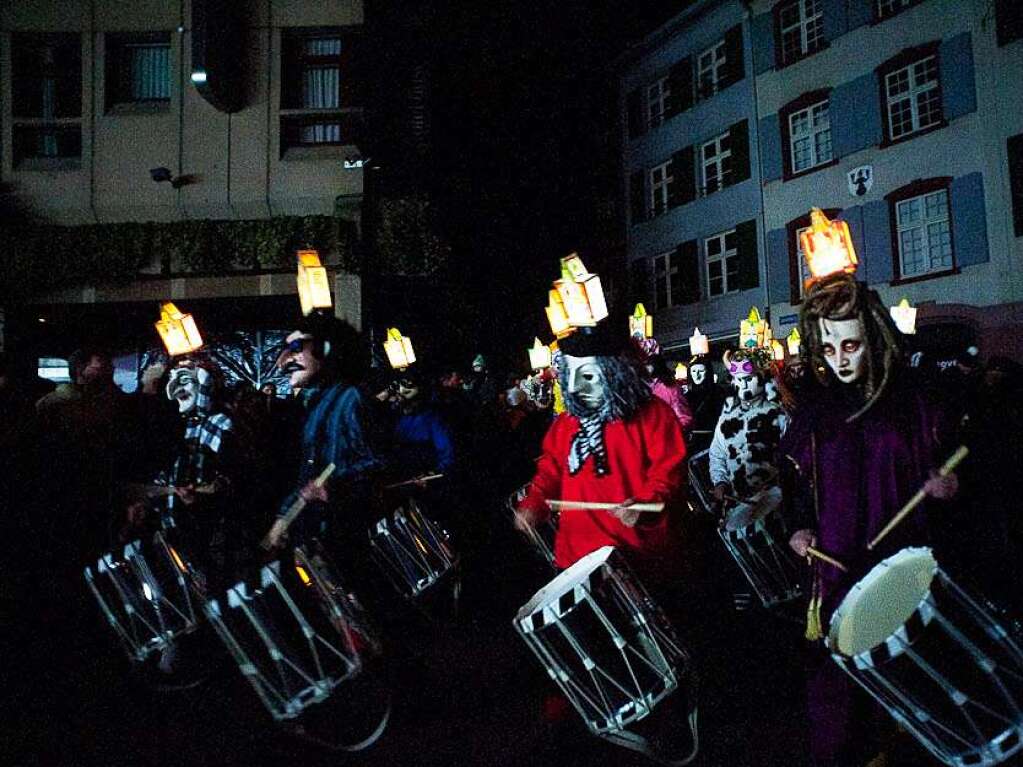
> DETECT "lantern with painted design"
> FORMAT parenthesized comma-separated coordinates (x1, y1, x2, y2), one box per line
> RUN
(799, 208, 857, 287)
(383, 327, 416, 370)
(296, 249, 332, 316)
(552, 254, 608, 328)
(155, 302, 204, 356)
(890, 298, 917, 335)
(629, 303, 653, 339)
(740, 307, 767, 350)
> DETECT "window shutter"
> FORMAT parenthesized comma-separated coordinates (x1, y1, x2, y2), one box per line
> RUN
(763, 227, 790, 305)
(280, 34, 303, 110)
(861, 200, 893, 284)
(720, 25, 744, 89)
(667, 56, 693, 116)
(940, 33, 977, 122)
(629, 258, 651, 306)
(678, 240, 701, 304)
(1009, 134, 1023, 237)
(626, 88, 645, 139)
(668, 146, 695, 208)
(951, 172, 989, 267)
(822, 0, 847, 45)
(339, 33, 365, 109)
(729, 120, 750, 185)
(831, 72, 881, 158)
(751, 12, 775, 75)
(630, 169, 647, 225)
(735, 219, 760, 291)
(759, 114, 783, 182)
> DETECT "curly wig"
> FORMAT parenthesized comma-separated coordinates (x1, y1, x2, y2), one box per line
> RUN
(559, 354, 651, 422)
(797, 275, 906, 422)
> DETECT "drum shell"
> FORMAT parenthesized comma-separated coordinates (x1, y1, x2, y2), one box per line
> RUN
(368, 501, 458, 598)
(717, 495, 802, 608)
(506, 483, 557, 567)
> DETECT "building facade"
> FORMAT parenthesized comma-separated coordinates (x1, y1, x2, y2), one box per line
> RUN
(618, 0, 764, 355)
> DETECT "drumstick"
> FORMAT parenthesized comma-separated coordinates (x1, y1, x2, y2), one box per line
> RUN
(261, 463, 336, 549)
(868, 445, 969, 551)
(546, 499, 665, 513)
(384, 473, 444, 489)
(806, 546, 848, 573)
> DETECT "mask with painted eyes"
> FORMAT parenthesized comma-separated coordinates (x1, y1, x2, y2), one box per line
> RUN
(732, 370, 764, 403)
(818, 317, 866, 384)
(689, 364, 707, 386)
(166, 366, 199, 413)
(564, 355, 606, 412)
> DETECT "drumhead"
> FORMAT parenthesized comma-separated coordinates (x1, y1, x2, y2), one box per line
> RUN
(829, 547, 936, 657)
(515, 546, 615, 628)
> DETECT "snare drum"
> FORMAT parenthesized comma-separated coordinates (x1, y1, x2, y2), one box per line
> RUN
(828, 547, 1023, 767)
(84, 531, 202, 663)
(514, 546, 696, 754)
(368, 499, 458, 599)
(717, 487, 802, 608)
(686, 449, 715, 516)
(506, 483, 557, 567)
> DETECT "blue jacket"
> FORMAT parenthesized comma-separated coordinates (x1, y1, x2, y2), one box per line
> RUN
(393, 408, 456, 475)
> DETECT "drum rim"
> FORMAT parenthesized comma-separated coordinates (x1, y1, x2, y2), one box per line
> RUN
(514, 545, 615, 628)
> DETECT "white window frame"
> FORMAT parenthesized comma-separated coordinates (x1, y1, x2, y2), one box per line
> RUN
(647, 76, 670, 129)
(794, 225, 813, 298)
(653, 250, 680, 309)
(885, 55, 941, 141)
(697, 40, 726, 100)
(649, 160, 672, 217)
(779, 0, 824, 65)
(895, 189, 953, 278)
(705, 229, 740, 298)
(701, 132, 731, 196)
(788, 99, 832, 174)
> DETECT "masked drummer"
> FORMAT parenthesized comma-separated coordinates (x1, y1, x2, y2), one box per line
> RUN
(708, 347, 788, 529)
(513, 319, 688, 589)
(780, 217, 958, 767)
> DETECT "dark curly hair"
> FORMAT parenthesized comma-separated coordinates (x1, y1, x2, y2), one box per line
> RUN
(797, 275, 906, 422)
(559, 354, 651, 422)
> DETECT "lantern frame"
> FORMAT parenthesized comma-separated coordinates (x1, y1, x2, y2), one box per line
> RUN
(799, 208, 858, 286)
(786, 328, 801, 357)
(689, 327, 710, 356)
(155, 302, 204, 356)
(629, 304, 653, 339)
(890, 298, 917, 335)
(383, 327, 416, 370)
(296, 249, 332, 317)
(528, 337, 553, 371)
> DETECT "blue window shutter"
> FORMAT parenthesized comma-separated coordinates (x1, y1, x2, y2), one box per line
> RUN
(831, 72, 882, 158)
(846, 1, 873, 32)
(759, 114, 783, 182)
(752, 12, 775, 75)
(822, 0, 848, 44)
(861, 200, 893, 285)
(766, 228, 789, 305)
(951, 172, 989, 267)
(840, 205, 865, 264)
(940, 33, 977, 122)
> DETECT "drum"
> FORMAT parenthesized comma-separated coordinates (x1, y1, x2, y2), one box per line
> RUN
(84, 531, 202, 663)
(204, 546, 378, 723)
(506, 483, 557, 567)
(368, 499, 458, 599)
(686, 448, 715, 516)
(514, 546, 696, 756)
(828, 547, 1023, 767)
(716, 487, 802, 608)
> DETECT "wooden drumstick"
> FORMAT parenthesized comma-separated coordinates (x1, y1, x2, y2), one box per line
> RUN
(546, 499, 665, 513)
(384, 473, 444, 489)
(261, 463, 336, 550)
(868, 445, 969, 551)
(806, 546, 848, 573)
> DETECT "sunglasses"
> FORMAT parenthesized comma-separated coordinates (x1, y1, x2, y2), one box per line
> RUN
(284, 336, 312, 354)
(728, 361, 755, 374)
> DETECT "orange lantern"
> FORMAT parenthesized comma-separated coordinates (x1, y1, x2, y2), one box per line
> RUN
(296, 249, 332, 316)
(800, 208, 857, 286)
(155, 302, 204, 356)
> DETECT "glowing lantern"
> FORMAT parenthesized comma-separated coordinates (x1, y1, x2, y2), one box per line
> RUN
(890, 297, 917, 335)
(528, 337, 552, 370)
(629, 303, 653, 339)
(787, 328, 801, 357)
(552, 254, 608, 328)
(799, 208, 858, 285)
(740, 307, 767, 349)
(296, 249, 332, 316)
(383, 327, 416, 370)
(155, 302, 203, 356)
(674, 363, 687, 382)
(689, 327, 710, 356)
(771, 339, 785, 361)
(545, 289, 572, 339)
(763, 322, 774, 349)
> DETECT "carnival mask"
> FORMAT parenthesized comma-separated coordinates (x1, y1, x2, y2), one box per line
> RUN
(689, 364, 707, 386)
(819, 317, 866, 384)
(166, 366, 199, 414)
(278, 332, 321, 388)
(396, 378, 420, 401)
(564, 355, 605, 412)
(731, 369, 764, 403)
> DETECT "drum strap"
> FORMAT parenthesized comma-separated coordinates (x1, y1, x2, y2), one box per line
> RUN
(600, 708, 700, 766)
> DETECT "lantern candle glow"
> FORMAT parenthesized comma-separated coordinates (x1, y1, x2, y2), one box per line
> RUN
(674, 363, 687, 382)
(296, 249, 332, 316)
(630, 303, 653, 338)
(799, 208, 858, 285)
(890, 298, 917, 335)
(528, 337, 552, 370)
(787, 328, 801, 357)
(740, 307, 767, 349)
(552, 254, 608, 328)
(771, 339, 785, 361)
(689, 327, 709, 356)
(155, 302, 203, 356)
(383, 327, 416, 370)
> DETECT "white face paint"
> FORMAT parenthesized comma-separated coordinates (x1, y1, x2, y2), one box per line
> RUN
(818, 317, 867, 384)
(278, 331, 322, 389)
(690, 364, 707, 386)
(732, 371, 764, 404)
(166, 366, 199, 414)
(564, 355, 605, 411)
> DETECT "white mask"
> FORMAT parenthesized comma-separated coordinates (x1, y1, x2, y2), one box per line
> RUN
(690, 365, 707, 386)
(166, 366, 199, 414)
(818, 317, 867, 384)
(564, 355, 605, 411)
(732, 371, 764, 404)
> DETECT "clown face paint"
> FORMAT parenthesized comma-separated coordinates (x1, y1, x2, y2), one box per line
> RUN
(690, 364, 707, 386)
(818, 317, 866, 383)
(564, 355, 605, 411)
(278, 331, 322, 389)
(166, 366, 199, 414)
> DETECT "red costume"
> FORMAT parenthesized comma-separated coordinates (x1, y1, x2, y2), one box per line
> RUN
(518, 397, 687, 571)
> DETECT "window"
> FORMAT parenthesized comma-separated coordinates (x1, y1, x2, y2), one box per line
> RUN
(895, 188, 952, 278)
(788, 100, 831, 174)
(876, 0, 925, 22)
(705, 229, 740, 297)
(106, 34, 171, 110)
(884, 54, 941, 141)
(1009, 134, 1023, 237)
(649, 160, 673, 217)
(701, 132, 732, 196)
(654, 250, 682, 309)
(11, 34, 82, 165)
(280, 29, 363, 151)
(697, 41, 726, 100)
(776, 0, 824, 67)
(794, 225, 814, 298)
(647, 77, 670, 129)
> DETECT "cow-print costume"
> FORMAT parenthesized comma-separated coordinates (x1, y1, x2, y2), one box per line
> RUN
(708, 394, 788, 498)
